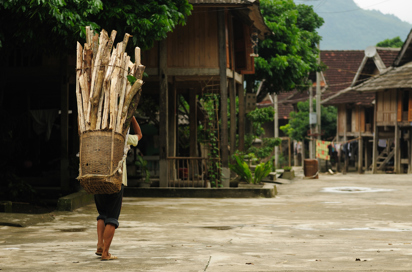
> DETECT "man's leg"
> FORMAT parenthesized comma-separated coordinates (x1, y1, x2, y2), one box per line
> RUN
(101, 223, 116, 259)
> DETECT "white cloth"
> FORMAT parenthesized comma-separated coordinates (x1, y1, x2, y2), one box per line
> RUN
(122, 134, 139, 186)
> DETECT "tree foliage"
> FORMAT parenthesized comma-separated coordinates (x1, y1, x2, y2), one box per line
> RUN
(248, 0, 324, 93)
(0, 0, 192, 54)
(244, 107, 281, 160)
(280, 100, 337, 141)
(376, 36, 404, 48)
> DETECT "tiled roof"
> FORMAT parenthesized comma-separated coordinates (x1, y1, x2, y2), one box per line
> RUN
(323, 48, 401, 105)
(320, 50, 365, 96)
(377, 48, 400, 67)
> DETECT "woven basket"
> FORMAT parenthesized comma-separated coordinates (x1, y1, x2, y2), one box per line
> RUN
(77, 130, 125, 194)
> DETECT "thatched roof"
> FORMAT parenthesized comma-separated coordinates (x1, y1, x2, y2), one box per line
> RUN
(353, 61, 412, 92)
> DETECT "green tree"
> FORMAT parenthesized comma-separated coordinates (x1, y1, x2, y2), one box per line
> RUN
(245, 107, 281, 160)
(376, 36, 404, 48)
(247, 0, 324, 93)
(0, 0, 192, 53)
(280, 100, 337, 141)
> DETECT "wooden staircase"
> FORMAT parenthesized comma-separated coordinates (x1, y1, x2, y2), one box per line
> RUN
(370, 140, 394, 171)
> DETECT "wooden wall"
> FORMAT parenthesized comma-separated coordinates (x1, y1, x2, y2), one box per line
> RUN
(141, 7, 254, 73)
(337, 105, 366, 135)
(376, 89, 397, 125)
(142, 7, 219, 69)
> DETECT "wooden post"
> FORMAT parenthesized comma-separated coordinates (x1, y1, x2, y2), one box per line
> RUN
(60, 56, 70, 193)
(395, 124, 400, 173)
(294, 140, 299, 166)
(372, 127, 378, 174)
(365, 138, 370, 171)
(409, 128, 412, 173)
(238, 81, 245, 152)
(218, 10, 229, 170)
(159, 39, 169, 187)
(169, 78, 177, 158)
(358, 106, 363, 174)
(230, 79, 236, 158)
(358, 137, 364, 174)
(274, 93, 279, 169)
(301, 140, 305, 168)
(189, 90, 197, 157)
(169, 79, 177, 182)
(372, 94, 378, 174)
(337, 139, 341, 172)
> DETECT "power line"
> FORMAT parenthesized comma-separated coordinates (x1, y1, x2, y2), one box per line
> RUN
(316, 0, 394, 13)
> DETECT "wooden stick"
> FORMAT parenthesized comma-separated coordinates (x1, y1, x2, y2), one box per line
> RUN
(121, 79, 143, 120)
(75, 42, 85, 133)
(122, 33, 132, 54)
(135, 47, 141, 65)
(109, 43, 123, 130)
(90, 70, 104, 130)
(92, 33, 99, 60)
(86, 26, 92, 45)
(115, 53, 130, 133)
(101, 47, 117, 129)
(95, 83, 105, 130)
(83, 43, 93, 98)
(79, 73, 89, 124)
(122, 65, 145, 134)
(87, 30, 108, 127)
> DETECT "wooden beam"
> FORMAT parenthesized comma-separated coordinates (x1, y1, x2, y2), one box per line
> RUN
(238, 82, 245, 151)
(218, 9, 229, 169)
(234, 72, 243, 84)
(170, 68, 220, 76)
(159, 39, 169, 187)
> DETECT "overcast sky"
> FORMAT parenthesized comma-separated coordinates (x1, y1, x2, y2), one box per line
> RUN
(352, 0, 412, 24)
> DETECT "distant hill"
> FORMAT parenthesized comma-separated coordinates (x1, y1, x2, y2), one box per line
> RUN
(298, 0, 412, 50)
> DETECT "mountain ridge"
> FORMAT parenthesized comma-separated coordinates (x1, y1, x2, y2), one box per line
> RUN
(298, 0, 412, 50)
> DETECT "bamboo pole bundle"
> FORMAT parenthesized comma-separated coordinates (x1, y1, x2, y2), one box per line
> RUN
(75, 28, 145, 136)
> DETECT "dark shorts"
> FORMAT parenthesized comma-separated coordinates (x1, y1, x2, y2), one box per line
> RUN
(94, 185, 124, 229)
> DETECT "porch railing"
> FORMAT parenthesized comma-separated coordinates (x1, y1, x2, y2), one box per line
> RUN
(167, 157, 212, 187)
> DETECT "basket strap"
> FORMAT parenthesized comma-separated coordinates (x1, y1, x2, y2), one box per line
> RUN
(110, 128, 115, 173)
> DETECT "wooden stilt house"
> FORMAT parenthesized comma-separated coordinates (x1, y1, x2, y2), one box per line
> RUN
(141, 0, 271, 187)
(321, 47, 399, 173)
(350, 29, 412, 174)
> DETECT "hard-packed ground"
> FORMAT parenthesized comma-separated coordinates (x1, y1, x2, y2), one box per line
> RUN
(1, 172, 412, 271)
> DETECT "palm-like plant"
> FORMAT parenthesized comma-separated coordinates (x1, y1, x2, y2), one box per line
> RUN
(229, 154, 252, 183)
